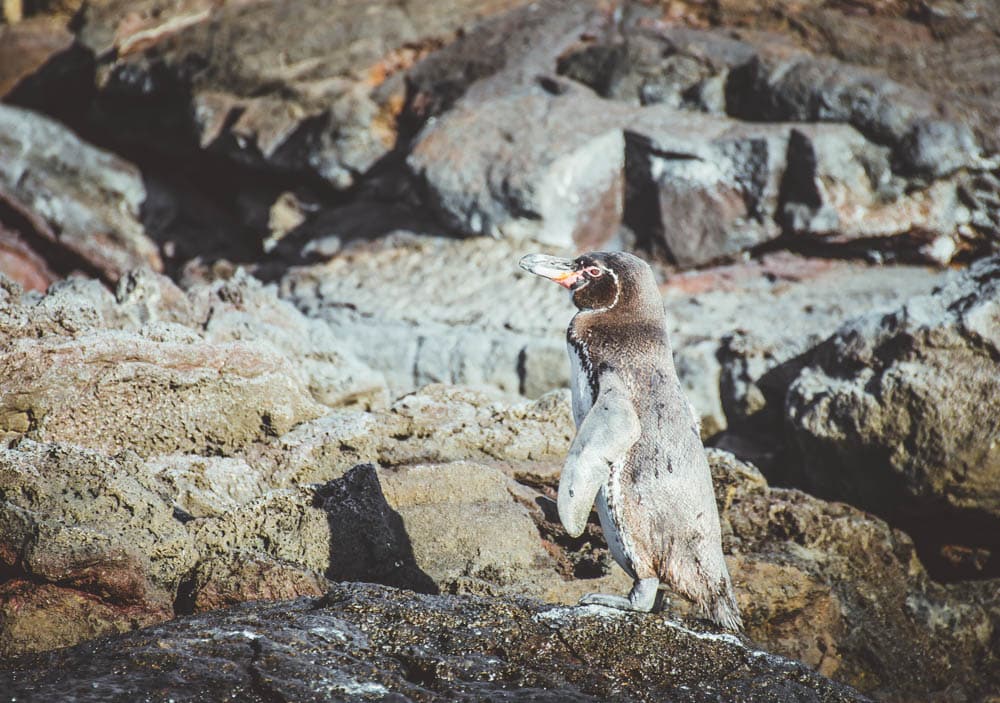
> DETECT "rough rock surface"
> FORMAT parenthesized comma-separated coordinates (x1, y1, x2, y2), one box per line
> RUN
(0, 440, 195, 656)
(707, 450, 1000, 701)
(785, 255, 1000, 579)
(0, 584, 869, 703)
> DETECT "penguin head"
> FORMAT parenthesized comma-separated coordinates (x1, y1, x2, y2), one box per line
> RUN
(519, 251, 658, 314)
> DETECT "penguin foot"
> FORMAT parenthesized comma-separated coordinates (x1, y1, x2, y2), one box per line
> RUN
(579, 577, 659, 612)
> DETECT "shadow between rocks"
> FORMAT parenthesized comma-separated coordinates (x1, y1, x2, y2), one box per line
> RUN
(313, 463, 438, 595)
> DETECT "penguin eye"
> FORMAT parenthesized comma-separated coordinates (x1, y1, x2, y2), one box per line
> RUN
(584, 266, 603, 278)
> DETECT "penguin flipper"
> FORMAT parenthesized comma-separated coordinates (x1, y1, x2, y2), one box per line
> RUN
(558, 370, 640, 538)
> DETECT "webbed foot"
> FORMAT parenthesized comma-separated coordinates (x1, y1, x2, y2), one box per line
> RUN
(578, 577, 659, 612)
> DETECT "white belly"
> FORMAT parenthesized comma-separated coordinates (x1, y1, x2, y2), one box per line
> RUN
(597, 484, 637, 580)
(568, 345, 593, 427)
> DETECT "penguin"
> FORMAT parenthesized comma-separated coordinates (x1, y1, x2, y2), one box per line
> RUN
(519, 251, 742, 631)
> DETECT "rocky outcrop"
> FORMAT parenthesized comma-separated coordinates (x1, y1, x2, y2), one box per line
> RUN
(706, 451, 1000, 701)
(785, 255, 1000, 579)
(0, 584, 869, 703)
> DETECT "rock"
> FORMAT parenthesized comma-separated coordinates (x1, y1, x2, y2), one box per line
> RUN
(403, 0, 606, 125)
(0, 585, 869, 702)
(666, 254, 946, 443)
(0, 104, 162, 283)
(0, 17, 74, 98)
(778, 125, 978, 251)
(0, 322, 325, 456)
(785, 255, 1000, 579)
(280, 235, 573, 399)
(624, 107, 788, 266)
(252, 384, 575, 487)
(186, 553, 326, 614)
(408, 87, 630, 248)
(0, 268, 391, 454)
(0, 440, 196, 656)
(76, 0, 536, 190)
(706, 450, 1000, 701)
(377, 461, 560, 598)
(313, 463, 438, 594)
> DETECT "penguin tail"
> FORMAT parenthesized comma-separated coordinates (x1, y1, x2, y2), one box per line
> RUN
(707, 579, 743, 632)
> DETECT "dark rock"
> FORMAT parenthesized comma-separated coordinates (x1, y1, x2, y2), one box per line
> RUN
(0, 584, 869, 702)
(785, 254, 1000, 580)
(75, 0, 537, 191)
(624, 106, 787, 266)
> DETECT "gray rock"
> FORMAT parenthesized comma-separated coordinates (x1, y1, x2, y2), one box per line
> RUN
(408, 87, 630, 248)
(0, 584, 869, 703)
(785, 255, 1000, 578)
(625, 107, 788, 266)
(0, 104, 161, 283)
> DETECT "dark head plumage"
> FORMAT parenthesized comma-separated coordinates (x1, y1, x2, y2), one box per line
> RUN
(519, 251, 661, 319)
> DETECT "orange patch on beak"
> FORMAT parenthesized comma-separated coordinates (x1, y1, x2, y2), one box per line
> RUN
(553, 271, 584, 289)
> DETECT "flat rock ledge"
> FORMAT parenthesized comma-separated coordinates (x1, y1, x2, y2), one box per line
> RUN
(0, 583, 868, 703)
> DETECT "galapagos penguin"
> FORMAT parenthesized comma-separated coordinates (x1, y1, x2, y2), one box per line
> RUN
(519, 251, 742, 631)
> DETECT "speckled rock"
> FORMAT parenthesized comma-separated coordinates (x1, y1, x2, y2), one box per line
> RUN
(0, 584, 869, 703)
(0, 440, 196, 656)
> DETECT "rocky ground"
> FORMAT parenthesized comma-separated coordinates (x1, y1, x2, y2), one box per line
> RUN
(1, 1, 999, 702)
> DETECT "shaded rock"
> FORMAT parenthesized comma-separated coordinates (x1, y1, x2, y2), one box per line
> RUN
(707, 450, 1000, 701)
(0, 17, 74, 98)
(0, 584, 869, 702)
(403, 0, 606, 126)
(785, 254, 1000, 579)
(0, 440, 196, 655)
(408, 87, 629, 248)
(0, 104, 161, 283)
(76, 0, 535, 190)
(314, 463, 437, 594)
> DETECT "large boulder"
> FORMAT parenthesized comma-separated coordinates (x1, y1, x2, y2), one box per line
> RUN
(785, 255, 1000, 579)
(0, 584, 869, 703)
(408, 87, 630, 248)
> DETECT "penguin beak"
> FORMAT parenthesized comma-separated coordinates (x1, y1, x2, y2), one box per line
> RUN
(519, 254, 584, 289)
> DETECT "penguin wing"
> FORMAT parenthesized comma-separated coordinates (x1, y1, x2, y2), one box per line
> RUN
(558, 369, 641, 538)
